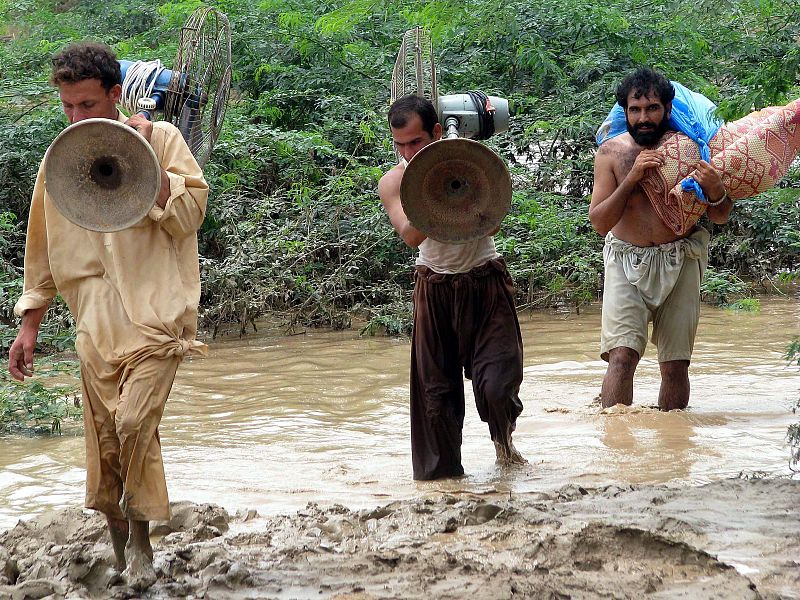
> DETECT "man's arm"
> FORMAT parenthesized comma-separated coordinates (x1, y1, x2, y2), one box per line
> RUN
(378, 166, 427, 248)
(8, 303, 50, 381)
(692, 160, 733, 224)
(588, 146, 664, 236)
(9, 163, 58, 380)
(127, 115, 209, 238)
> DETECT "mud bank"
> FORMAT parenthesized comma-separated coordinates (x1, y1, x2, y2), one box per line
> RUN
(0, 478, 797, 600)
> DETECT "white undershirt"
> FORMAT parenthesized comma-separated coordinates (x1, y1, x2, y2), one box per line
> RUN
(416, 237, 500, 274)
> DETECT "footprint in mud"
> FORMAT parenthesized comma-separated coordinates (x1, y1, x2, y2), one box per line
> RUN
(463, 504, 504, 526)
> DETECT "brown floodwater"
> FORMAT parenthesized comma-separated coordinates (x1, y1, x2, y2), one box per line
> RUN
(0, 298, 797, 530)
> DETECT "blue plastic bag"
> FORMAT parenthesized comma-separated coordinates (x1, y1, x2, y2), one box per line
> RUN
(595, 81, 723, 201)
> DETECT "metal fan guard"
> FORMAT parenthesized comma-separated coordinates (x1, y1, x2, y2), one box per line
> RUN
(164, 7, 232, 166)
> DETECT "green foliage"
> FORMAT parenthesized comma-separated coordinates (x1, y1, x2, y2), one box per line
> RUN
(707, 182, 800, 283)
(725, 298, 760, 312)
(786, 339, 800, 369)
(0, 115, 65, 223)
(700, 267, 750, 306)
(360, 300, 413, 337)
(0, 212, 26, 338)
(197, 111, 413, 334)
(0, 359, 81, 434)
(498, 185, 603, 309)
(785, 338, 800, 470)
(1, 0, 799, 347)
(0, 210, 75, 354)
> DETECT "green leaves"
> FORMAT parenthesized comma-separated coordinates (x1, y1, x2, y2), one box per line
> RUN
(314, 0, 381, 37)
(1, 0, 799, 344)
(0, 359, 81, 434)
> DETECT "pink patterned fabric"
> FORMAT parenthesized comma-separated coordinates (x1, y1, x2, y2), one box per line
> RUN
(640, 99, 800, 235)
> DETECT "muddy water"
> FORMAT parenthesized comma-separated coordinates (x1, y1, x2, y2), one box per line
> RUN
(0, 299, 797, 530)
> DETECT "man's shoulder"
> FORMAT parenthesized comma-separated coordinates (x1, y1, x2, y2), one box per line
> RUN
(599, 133, 634, 150)
(597, 134, 636, 159)
(152, 119, 182, 139)
(378, 164, 404, 197)
(150, 121, 195, 165)
(380, 163, 405, 181)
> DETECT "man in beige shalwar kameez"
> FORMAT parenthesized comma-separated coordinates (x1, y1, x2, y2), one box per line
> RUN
(7, 42, 208, 590)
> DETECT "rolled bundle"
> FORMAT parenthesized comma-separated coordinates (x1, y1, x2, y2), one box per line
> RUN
(640, 99, 800, 235)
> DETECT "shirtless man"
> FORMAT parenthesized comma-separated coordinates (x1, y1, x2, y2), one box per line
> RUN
(378, 94, 525, 480)
(589, 67, 733, 410)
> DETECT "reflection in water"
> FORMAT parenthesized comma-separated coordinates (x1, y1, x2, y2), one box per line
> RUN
(0, 299, 797, 529)
(600, 409, 709, 483)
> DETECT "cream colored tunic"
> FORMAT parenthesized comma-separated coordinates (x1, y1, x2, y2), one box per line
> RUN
(14, 111, 209, 367)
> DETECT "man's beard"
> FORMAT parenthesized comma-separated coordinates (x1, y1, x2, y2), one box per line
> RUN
(627, 114, 670, 147)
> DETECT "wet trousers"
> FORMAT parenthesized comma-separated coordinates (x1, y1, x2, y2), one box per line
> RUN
(81, 354, 180, 522)
(411, 258, 524, 480)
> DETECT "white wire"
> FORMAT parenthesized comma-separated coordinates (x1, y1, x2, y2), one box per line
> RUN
(120, 59, 167, 115)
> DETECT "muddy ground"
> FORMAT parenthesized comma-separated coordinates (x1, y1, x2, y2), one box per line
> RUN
(0, 478, 798, 600)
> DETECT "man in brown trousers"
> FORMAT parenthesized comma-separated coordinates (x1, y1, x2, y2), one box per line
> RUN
(378, 94, 525, 480)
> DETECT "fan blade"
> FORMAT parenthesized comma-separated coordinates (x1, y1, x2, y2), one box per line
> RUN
(165, 6, 232, 165)
(391, 27, 437, 112)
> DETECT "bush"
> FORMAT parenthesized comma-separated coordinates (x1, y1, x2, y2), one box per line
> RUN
(0, 359, 81, 434)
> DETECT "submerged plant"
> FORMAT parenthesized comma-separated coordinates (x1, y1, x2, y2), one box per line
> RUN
(786, 338, 800, 472)
(725, 298, 761, 312)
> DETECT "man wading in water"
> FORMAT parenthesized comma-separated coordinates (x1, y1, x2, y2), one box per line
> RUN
(378, 94, 526, 480)
(589, 67, 733, 410)
(7, 42, 208, 590)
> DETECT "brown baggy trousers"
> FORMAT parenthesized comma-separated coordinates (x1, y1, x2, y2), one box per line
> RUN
(81, 354, 180, 522)
(411, 258, 524, 480)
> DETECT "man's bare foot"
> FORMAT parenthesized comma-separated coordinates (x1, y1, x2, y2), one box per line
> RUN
(494, 439, 527, 465)
(122, 543, 156, 591)
(122, 520, 156, 591)
(105, 516, 128, 572)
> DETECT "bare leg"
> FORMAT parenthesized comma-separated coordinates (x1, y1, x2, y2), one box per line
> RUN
(658, 360, 690, 410)
(601, 347, 640, 408)
(106, 516, 128, 572)
(122, 520, 156, 591)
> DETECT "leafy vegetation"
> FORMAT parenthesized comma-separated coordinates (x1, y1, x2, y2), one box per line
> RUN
(0, 359, 81, 433)
(1, 0, 798, 337)
(700, 267, 750, 307)
(0, 0, 798, 430)
(785, 339, 800, 471)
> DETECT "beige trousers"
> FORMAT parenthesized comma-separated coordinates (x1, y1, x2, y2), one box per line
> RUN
(80, 355, 179, 521)
(600, 227, 710, 363)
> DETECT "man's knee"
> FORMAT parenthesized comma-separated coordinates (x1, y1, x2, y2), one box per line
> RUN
(660, 359, 689, 379)
(607, 346, 640, 376)
(115, 400, 161, 441)
(115, 409, 144, 441)
(481, 377, 516, 404)
(475, 373, 522, 421)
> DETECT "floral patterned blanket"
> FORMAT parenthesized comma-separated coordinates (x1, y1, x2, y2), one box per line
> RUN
(640, 99, 800, 235)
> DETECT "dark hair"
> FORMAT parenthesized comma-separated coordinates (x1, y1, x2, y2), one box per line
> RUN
(388, 94, 439, 136)
(615, 67, 675, 109)
(50, 42, 122, 91)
